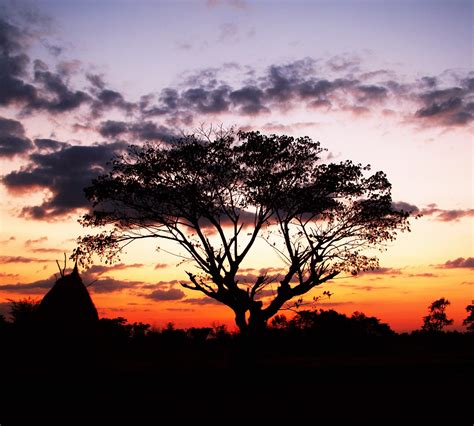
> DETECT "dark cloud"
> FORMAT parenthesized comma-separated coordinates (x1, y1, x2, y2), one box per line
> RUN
(182, 85, 230, 113)
(356, 85, 388, 103)
(0, 276, 55, 294)
(91, 89, 135, 116)
(229, 86, 268, 115)
(98, 120, 128, 138)
(141, 288, 186, 301)
(98, 120, 175, 141)
(0, 18, 91, 115)
(420, 204, 474, 222)
(414, 78, 474, 127)
(0, 116, 33, 157)
(2, 141, 127, 219)
(129, 121, 175, 141)
(31, 69, 91, 113)
(87, 277, 144, 294)
(0, 265, 144, 294)
(34, 138, 66, 151)
(85, 263, 144, 276)
(439, 257, 474, 269)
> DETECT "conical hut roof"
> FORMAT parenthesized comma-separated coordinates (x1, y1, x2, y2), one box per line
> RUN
(37, 265, 99, 328)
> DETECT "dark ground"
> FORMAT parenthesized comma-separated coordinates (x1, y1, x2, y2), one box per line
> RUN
(1, 329, 472, 424)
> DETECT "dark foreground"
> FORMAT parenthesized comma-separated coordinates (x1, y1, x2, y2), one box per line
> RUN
(1, 329, 472, 424)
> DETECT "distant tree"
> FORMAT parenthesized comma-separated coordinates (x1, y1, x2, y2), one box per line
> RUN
(74, 129, 413, 335)
(422, 298, 453, 332)
(279, 309, 394, 337)
(8, 297, 40, 326)
(462, 304, 474, 332)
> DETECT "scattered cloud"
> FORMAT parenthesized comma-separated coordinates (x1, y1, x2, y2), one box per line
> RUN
(0, 236, 15, 244)
(353, 267, 402, 278)
(182, 297, 222, 305)
(30, 247, 65, 253)
(0, 255, 50, 264)
(438, 257, 474, 269)
(0, 272, 19, 278)
(25, 236, 48, 246)
(338, 283, 392, 291)
(154, 263, 169, 269)
(0, 276, 55, 294)
(420, 204, 474, 222)
(141, 288, 186, 301)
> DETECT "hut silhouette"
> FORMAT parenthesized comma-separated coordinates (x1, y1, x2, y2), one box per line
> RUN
(37, 262, 99, 336)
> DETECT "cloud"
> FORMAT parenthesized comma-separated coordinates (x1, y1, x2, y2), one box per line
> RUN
(34, 138, 67, 151)
(0, 116, 33, 157)
(0, 272, 19, 278)
(406, 272, 439, 278)
(391, 201, 419, 214)
(141, 288, 186, 301)
(420, 204, 474, 222)
(352, 267, 402, 277)
(0, 236, 15, 244)
(182, 297, 222, 305)
(338, 283, 392, 291)
(2, 140, 127, 219)
(87, 277, 144, 293)
(0, 276, 55, 294)
(439, 257, 474, 269)
(154, 263, 168, 269)
(98, 120, 175, 141)
(0, 255, 50, 264)
(414, 78, 474, 127)
(30, 248, 65, 253)
(25, 236, 48, 246)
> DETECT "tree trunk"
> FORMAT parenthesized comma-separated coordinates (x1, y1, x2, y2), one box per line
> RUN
(234, 309, 248, 334)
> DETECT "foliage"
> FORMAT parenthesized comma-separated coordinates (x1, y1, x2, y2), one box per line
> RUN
(421, 298, 453, 332)
(463, 304, 474, 332)
(271, 309, 394, 337)
(7, 297, 40, 326)
(74, 129, 413, 333)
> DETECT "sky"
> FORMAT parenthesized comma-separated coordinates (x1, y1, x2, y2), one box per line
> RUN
(0, 0, 472, 331)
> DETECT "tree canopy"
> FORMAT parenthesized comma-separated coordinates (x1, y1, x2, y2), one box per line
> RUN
(74, 130, 413, 334)
(422, 297, 453, 332)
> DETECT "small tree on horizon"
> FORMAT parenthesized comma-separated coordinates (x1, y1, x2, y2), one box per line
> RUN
(463, 304, 474, 332)
(74, 129, 413, 335)
(421, 297, 453, 332)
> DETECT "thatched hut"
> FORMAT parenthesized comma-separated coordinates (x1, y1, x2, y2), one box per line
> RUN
(37, 264, 98, 336)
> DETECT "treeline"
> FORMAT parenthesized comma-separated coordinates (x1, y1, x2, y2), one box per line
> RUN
(1, 297, 473, 348)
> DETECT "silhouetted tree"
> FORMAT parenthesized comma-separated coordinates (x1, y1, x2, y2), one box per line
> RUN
(8, 297, 40, 326)
(463, 304, 474, 332)
(74, 129, 413, 335)
(422, 298, 453, 332)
